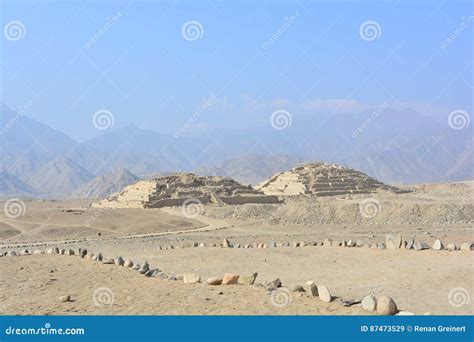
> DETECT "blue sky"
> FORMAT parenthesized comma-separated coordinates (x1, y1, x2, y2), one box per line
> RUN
(1, 0, 472, 140)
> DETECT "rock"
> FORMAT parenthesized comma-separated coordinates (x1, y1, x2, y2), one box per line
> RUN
(377, 243, 386, 250)
(156, 272, 168, 279)
(447, 243, 457, 251)
(206, 277, 223, 285)
(386, 234, 402, 250)
(53, 247, 59, 254)
(292, 242, 300, 248)
(305, 281, 318, 297)
(176, 274, 184, 281)
(96, 253, 103, 261)
(33, 250, 43, 255)
(199, 243, 205, 247)
(59, 249, 65, 255)
(346, 240, 355, 247)
(223, 238, 231, 248)
(317, 285, 332, 302)
(85, 253, 94, 260)
(282, 242, 290, 247)
(376, 296, 398, 315)
(183, 272, 201, 284)
(238, 273, 258, 285)
(103, 258, 114, 264)
(356, 240, 364, 247)
(290, 285, 305, 292)
(460, 243, 473, 251)
(145, 269, 160, 277)
(80, 249, 87, 258)
(244, 244, 251, 248)
(192, 242, 199, 247)
(114, 256, 125, 266)
(268, 241, 277, 248)
(432, 239, 444, 250)
(19, 249, 30, 256)
(414, 242, 430, 251)
(332, 241, 342, 247)
(46, 248, 54, 255)
(132, 264, 140, 271)
(65, 249, 74, 256)
(323, 239, 332, 247)
(369, 243, 377, 249)
(265, 278, 282, 290)
(233, 243, 241, 248)
(124, 260, 134, 267)
(7, 251, 17, 257)
(222, 273, 239, 285)
(59, 295, 71, 302)
(138, 261, 150, 274)
(405, 238, 414, 250)
(361, 295, 377, 311)
(397, 311, 415, 315)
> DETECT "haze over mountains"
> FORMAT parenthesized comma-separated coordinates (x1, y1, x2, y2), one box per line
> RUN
(0, 103, 472, 198)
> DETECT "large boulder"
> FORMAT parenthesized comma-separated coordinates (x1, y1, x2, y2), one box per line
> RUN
(361, 295, 377, 311)
(432, 239, 444, 250)
(183, 272, 201, 284)
(376, 296, 398, 315)
(317, 285, 332, 302)
(238, 273, 258, 285)
(386, 234, 402, 250)
(222, 273, 239, 285)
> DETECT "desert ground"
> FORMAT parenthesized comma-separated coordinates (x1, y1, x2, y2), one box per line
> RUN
(0, 182, 473, 316)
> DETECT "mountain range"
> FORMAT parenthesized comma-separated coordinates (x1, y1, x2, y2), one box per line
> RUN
(0, 102, 472, 198)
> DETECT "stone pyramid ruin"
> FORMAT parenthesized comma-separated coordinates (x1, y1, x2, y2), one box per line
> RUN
(256, 162, 409, 197)
(92, 173, 281, 209)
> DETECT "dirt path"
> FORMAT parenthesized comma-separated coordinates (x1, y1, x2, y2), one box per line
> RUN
(0, 208, 233, 249)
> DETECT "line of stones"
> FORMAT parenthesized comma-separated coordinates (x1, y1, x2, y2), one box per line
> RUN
(2, 246, 412, 316)
(155, 236, 474, 252)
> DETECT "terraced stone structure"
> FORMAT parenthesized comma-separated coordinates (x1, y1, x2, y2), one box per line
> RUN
(256, 162, 409, 197)
(92, 173, 281, 209)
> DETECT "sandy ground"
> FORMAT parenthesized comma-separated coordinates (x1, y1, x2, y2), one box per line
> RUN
(0, 254, 365, 315)
(0, 184, 473, 316)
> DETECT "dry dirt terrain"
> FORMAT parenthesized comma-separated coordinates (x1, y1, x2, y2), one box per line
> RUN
(0, 182, 473, 316)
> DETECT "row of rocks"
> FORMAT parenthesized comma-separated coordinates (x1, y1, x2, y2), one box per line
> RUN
(2, 246, 408, 315)
(152, 237, 473, 252)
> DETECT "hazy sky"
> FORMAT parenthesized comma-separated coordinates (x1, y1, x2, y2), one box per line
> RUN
(1, 0, 472, 141)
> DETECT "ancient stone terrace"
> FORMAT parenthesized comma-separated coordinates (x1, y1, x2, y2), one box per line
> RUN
(256, 162, 410, 197)
(92, 173, 281, 209)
